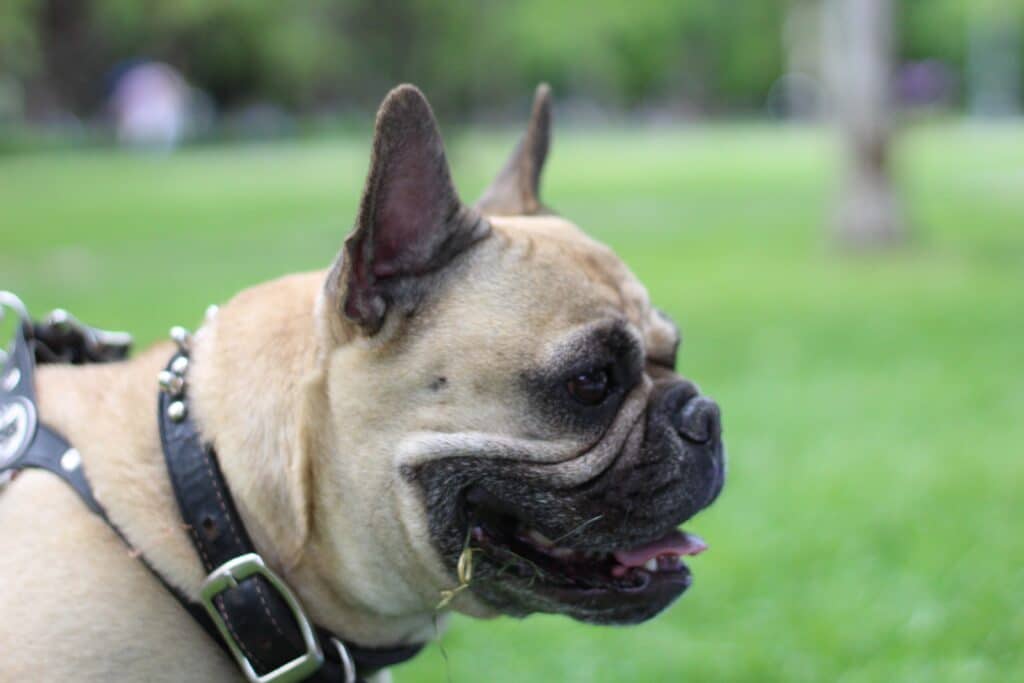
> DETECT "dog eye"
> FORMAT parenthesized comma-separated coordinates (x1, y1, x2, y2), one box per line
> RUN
(567, 368, 611, 406)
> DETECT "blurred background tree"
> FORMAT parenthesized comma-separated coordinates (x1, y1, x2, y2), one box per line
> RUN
(1, 0, 1021, 125)
(826, 0, 905, 246)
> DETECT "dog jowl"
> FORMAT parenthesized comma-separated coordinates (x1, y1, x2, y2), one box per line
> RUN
(323, 84, 726, 627)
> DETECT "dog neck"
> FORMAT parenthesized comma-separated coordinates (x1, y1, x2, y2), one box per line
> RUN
(189, 272, 318, 576)
(188, 270, 440, 647)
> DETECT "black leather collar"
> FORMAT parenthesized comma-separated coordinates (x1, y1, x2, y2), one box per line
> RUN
(157, 336, 423, 682)
(0, 299, 424, 683)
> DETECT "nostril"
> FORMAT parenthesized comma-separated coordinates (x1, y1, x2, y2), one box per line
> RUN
(677, 396, 721, 444)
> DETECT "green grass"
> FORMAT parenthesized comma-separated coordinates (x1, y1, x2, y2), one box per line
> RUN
(2, 122, 1022, 682)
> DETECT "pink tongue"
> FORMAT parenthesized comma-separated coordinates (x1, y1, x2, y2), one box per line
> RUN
(613, 530, 707, 568)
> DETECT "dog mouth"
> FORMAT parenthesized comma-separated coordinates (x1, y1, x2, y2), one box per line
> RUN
(463, 486, 707, 612)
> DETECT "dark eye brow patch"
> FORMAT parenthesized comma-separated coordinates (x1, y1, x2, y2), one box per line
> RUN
(520, 319, 644, 433)
(552, 319, 644, 379)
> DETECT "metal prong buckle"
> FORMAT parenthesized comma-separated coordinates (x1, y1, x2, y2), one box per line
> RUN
(200, 553, 324, 683)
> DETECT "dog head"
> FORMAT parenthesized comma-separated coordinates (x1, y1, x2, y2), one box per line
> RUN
(309, 84, 724, 627)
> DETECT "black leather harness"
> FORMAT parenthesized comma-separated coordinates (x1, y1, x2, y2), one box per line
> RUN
(0, 299, 423, 683)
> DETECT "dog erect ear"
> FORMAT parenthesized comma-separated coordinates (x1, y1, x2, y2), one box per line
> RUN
(327, 85, 489, 334)
(476, 83, 553, 216)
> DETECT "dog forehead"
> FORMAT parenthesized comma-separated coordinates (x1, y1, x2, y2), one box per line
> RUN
(417, 215, 674, 367)
(486, 216, 675, 351)
(488, 215, 650, 320)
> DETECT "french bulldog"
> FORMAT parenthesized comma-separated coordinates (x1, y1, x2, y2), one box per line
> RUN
(0, 83, 724, 681)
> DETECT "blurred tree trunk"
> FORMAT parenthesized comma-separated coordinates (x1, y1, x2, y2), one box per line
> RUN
(824, 0, 904, 247)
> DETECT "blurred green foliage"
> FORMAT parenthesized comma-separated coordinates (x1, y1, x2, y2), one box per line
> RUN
(1, 0, 1021, 118)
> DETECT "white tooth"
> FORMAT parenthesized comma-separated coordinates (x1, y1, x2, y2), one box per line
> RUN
(644, 558, 659, 572)
(528, 529, 555, 547)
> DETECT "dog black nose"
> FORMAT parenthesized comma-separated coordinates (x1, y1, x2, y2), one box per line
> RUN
(676, 395, 722, 445)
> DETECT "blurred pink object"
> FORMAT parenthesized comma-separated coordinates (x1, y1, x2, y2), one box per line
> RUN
(110, 62, 189, 149)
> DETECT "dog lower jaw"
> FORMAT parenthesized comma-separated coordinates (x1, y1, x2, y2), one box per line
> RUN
(458, 499, 706, 625)
(466, 555, 694, 625)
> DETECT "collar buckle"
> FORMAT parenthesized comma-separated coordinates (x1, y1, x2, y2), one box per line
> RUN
(200, 553, 324, 683)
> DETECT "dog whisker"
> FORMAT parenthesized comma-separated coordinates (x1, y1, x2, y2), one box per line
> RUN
(550, 514, 604, 545)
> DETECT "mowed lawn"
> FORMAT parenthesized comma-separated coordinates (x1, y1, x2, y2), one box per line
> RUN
(1, 122, 1022, 682)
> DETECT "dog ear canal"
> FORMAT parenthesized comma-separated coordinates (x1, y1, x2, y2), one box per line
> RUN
(476, 83, 554, 216)
(328, 84, 490, 334)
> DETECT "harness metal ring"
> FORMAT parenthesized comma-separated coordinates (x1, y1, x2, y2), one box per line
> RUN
(330, 638, 357, 683)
